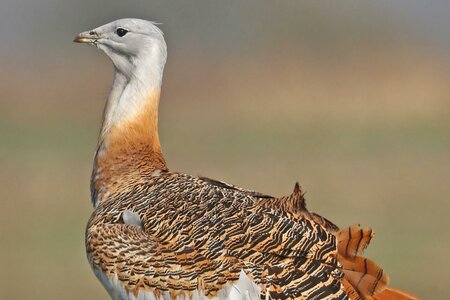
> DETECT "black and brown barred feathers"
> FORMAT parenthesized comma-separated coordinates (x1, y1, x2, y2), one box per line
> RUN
(75, 18, 419, 300)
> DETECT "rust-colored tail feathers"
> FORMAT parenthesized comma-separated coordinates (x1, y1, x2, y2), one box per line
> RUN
(337, 225, 419, 300)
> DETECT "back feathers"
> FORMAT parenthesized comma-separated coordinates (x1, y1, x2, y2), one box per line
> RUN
(260, 184, 419, 300)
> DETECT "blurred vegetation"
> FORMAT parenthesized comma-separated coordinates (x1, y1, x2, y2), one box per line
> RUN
(0, 1, 449, 299)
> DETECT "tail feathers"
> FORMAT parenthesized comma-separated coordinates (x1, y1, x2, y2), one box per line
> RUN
(367, 288, 419, 300)
(339, 254, 389, 296)
(338, 225, 373, 258)
(341, 277, 362, 300)
(337, 226, 388, 299)
(337, 226, 418, 299)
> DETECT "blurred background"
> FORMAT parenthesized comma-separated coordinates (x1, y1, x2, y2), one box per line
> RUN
(0, 0, 449, 299)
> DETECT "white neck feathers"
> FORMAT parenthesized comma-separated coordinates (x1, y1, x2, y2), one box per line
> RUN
(91, 40, 168, 206)
(100, 42, 167, 137)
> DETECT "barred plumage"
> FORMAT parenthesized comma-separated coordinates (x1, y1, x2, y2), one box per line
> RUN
(87, 172, 347, 299)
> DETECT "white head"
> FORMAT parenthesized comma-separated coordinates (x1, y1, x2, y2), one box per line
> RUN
(75, 19, 168, 140)
(74, 18, 167, 81)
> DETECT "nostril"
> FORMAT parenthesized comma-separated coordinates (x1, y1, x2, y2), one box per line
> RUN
(89, 31, 96, 35)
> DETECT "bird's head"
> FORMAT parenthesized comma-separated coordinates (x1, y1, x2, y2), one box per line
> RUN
(74, 18, 167, 78)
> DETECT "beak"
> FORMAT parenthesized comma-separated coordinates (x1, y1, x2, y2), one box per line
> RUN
(73, 30, 99, 44)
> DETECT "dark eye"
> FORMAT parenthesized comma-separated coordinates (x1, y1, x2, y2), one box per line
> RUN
(116, 28, 128, 37)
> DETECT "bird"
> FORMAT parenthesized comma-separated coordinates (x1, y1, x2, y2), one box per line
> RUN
(74, 18, 418, 300)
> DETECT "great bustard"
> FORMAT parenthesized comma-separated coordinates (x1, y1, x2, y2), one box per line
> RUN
(74, 18, 418, 300)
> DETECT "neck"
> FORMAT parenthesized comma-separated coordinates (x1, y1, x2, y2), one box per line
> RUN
(91, 58, 167, 206)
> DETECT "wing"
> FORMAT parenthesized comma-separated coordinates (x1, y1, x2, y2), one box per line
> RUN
(86, 172, 349, 300)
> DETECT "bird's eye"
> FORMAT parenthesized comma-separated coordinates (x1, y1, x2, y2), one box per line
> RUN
(116, 28, 128, 37)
